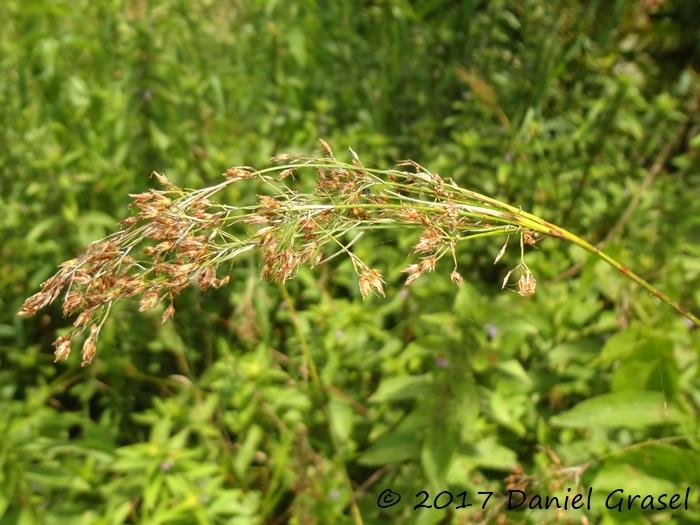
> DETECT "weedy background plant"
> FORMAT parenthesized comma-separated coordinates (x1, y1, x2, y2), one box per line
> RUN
(2, 1, 700, 524)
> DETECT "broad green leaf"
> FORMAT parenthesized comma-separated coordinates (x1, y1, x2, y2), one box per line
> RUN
(550, 391, 680, 429)
(369, 373, 433, 403)
(25, 467, 91, 491)
(149, 121, 171, 151)
(421, 432, 455, 489)
(357, 430, 421, 465)
(591, 462, 678, 495)
(473, 437, 518, 470)
(609, 443, 700, 484)
(328, 396, 354, 445)
(497, 359, 532, 387)
(489, 390, 527, 435)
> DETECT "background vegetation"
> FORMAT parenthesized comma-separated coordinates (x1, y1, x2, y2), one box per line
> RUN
(2, 0, 699, 524)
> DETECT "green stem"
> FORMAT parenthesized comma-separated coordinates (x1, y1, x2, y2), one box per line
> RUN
(212, 160, 700, 326)
(510, 209, 700, 327)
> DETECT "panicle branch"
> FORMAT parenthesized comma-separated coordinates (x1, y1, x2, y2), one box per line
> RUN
(18, 140, 700, 364)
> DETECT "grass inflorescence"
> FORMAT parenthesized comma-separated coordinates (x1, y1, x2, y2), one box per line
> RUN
(18, 140, 700, 365)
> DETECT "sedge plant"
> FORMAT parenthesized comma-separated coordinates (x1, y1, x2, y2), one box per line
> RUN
(18, 140, 700, 365)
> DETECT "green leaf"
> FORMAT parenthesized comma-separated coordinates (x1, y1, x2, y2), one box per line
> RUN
(359, 410, 428, 465)
(357, 430, 421, 465)
(328, 396, 354, 445)
(287, 28, 307, 67)
(369, 374, 433, 403)
(550, 391, 680, 429)
(688, 132, 700, 150)
(26, 216, 61, 243)
(489, 390, 527, 435)
(421, 432, 455, 489)
(234, 425, 263, 478)
(609, 443, 700, 484)
(497, 359, 532, 387)
(473, 437, 518, 470)
(65, 76, 90, 110)
(591, 462, 678, 495)
(149, 121, 171, 151)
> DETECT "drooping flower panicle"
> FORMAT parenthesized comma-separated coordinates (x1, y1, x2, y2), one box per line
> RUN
(18, 141, 700, 364)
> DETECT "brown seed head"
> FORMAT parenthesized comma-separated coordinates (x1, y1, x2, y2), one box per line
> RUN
(224, 167, 255, 181)
(244, 214, 269, 225)
(401, 264, 422, 286)
(414, 228, 443, 254)
(523, 229, 538, 246)
(419, 256, 437, 273)
(517, 271, 537, 296)
(258, 195, 281, 213)
(279, 168, 294, 180)
(53, 335, 73, 362)
(396, 208, 421, 223)
(162, 304, 176, 323)
(81, 324, 99, 366)
(319, 138, 335, 158)
(139, 290, 161, 311)
(358, 269, 385, 298)
(120, 216, 139, 227)
(73, 308, 95, 328)
(212, 275, 230, 288)
(197, 267, 216, 290)
(151, 171, 176, 189)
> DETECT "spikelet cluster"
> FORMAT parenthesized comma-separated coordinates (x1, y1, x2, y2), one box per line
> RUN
(19, 141, 538, 364)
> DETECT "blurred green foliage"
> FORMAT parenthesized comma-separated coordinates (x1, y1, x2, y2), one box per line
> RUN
(1, 0, 699, 524)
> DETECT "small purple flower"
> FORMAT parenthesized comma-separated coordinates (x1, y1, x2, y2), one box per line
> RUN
(485, 323, 499, 340)
(435, 356, 449, 368)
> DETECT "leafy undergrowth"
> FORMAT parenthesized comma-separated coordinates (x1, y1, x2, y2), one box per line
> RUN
(2, 1, 700, 524)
